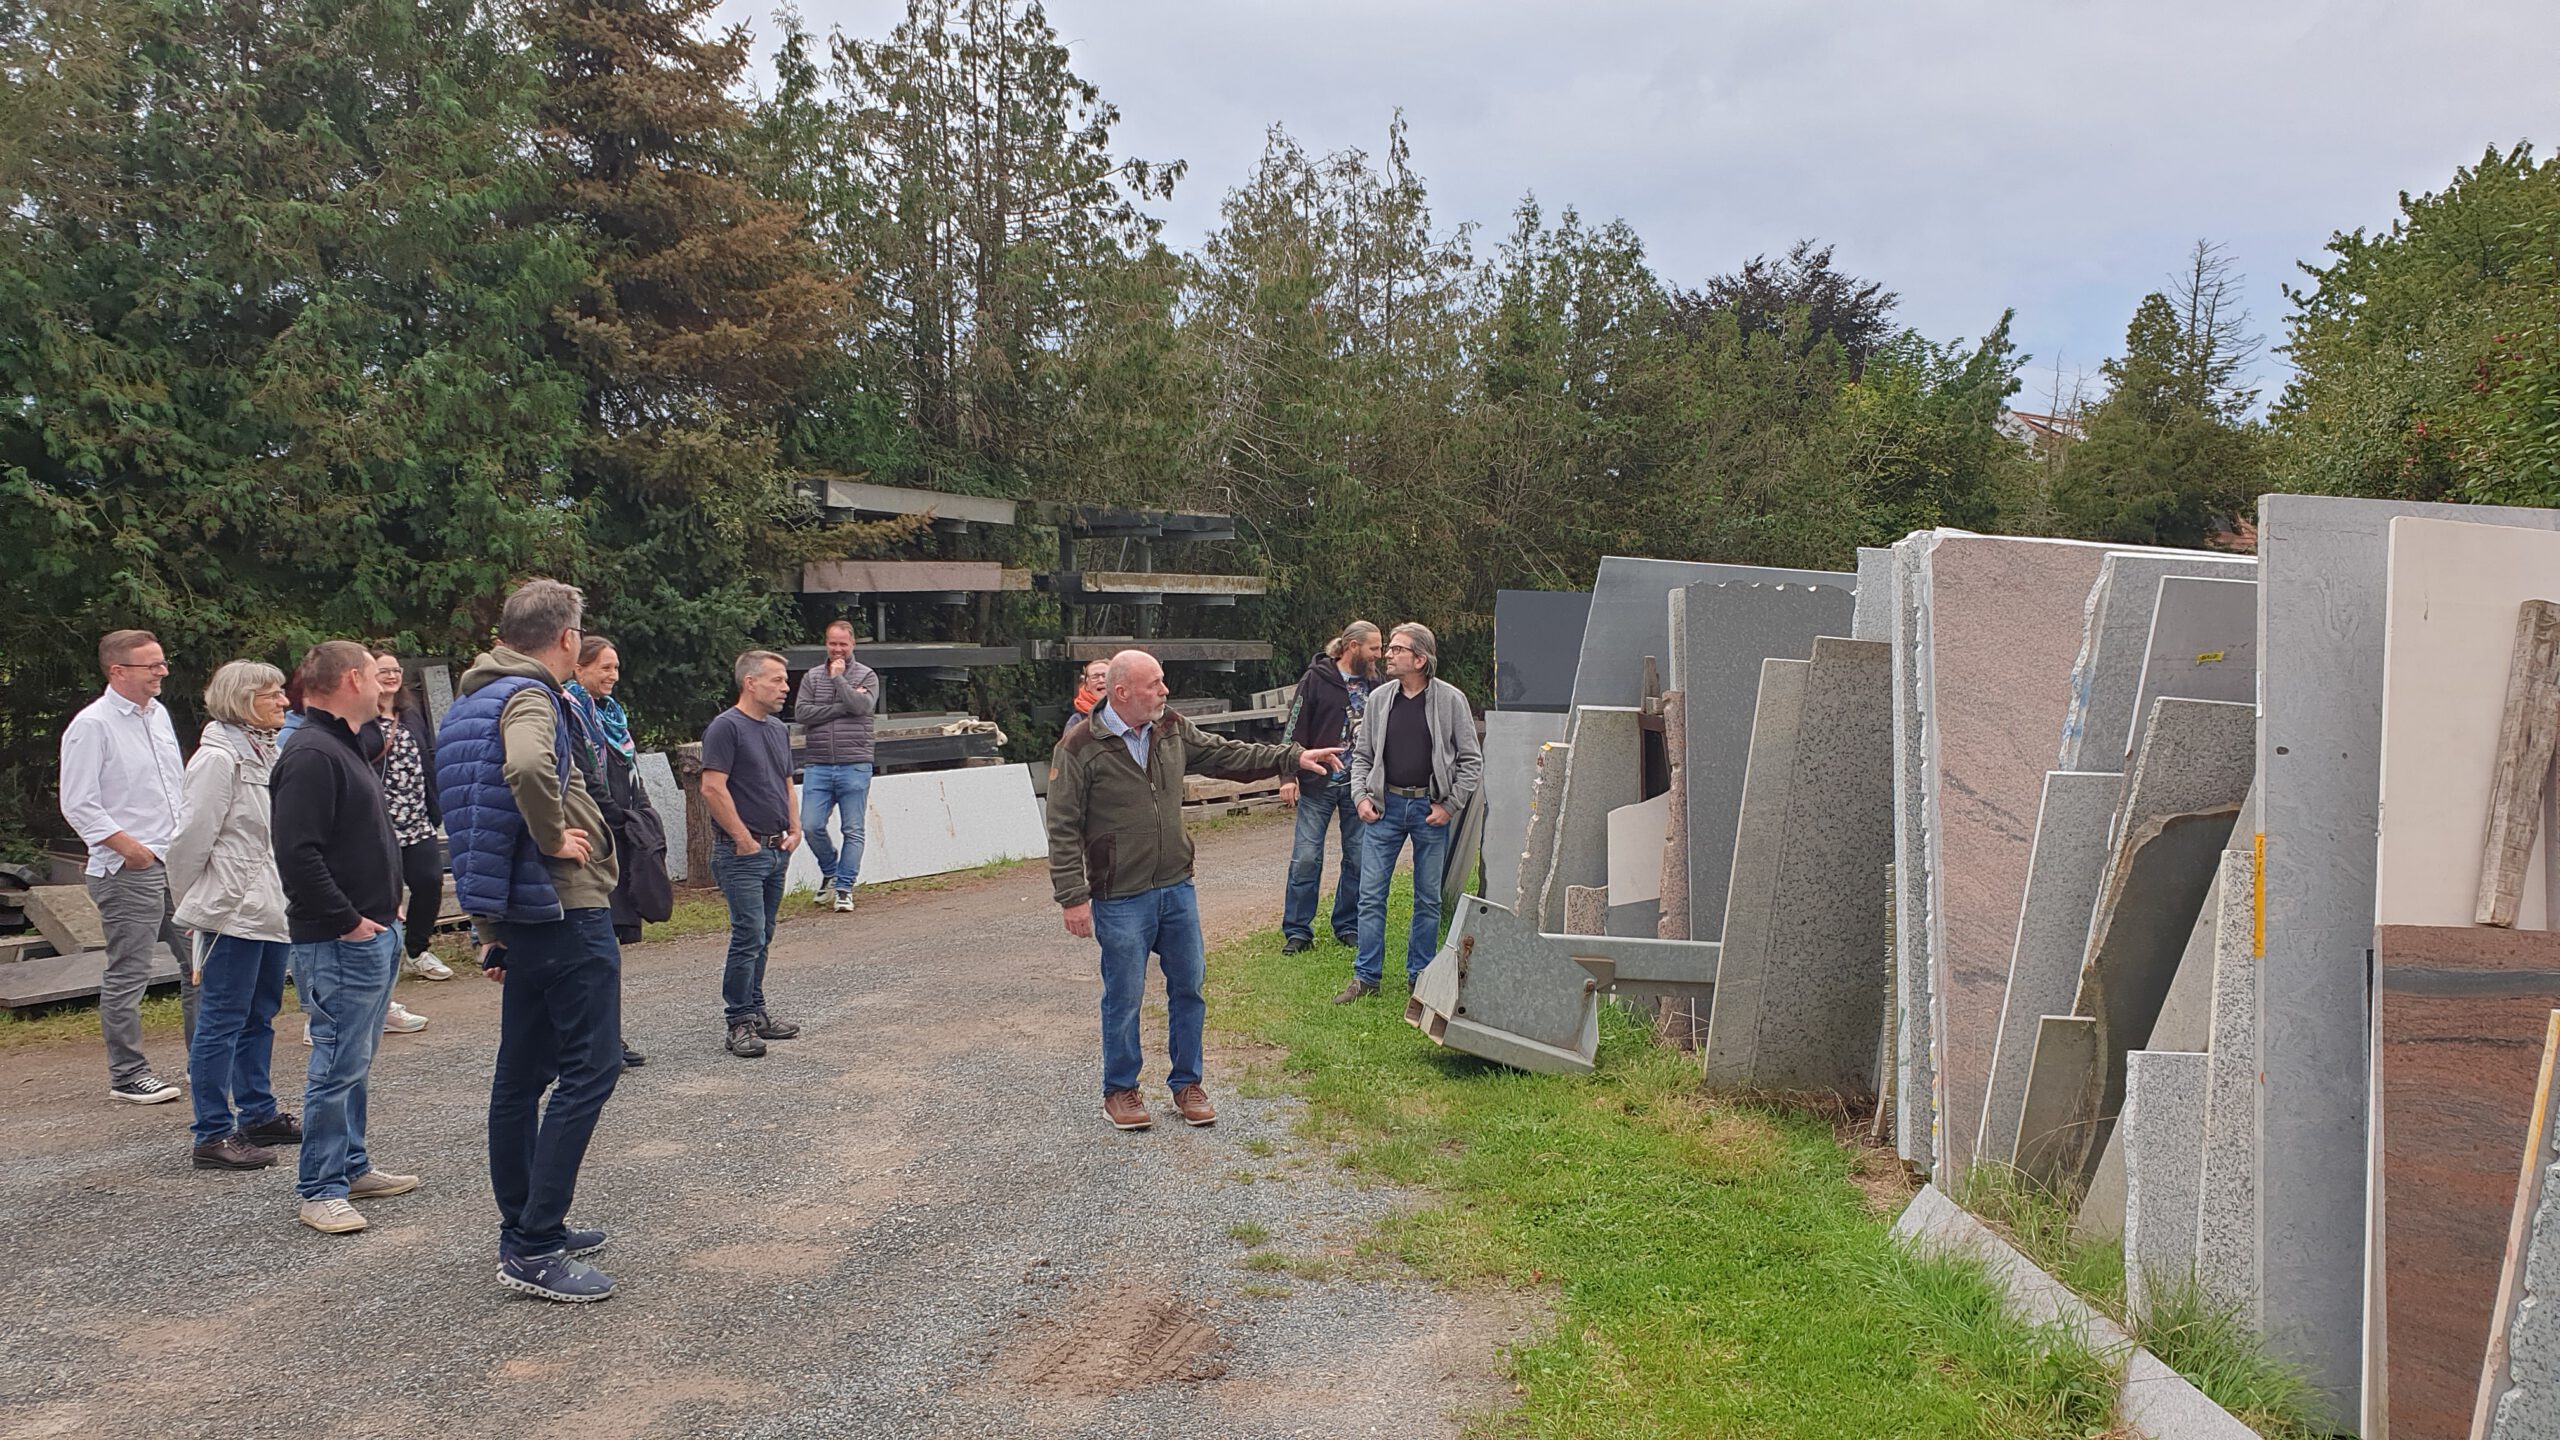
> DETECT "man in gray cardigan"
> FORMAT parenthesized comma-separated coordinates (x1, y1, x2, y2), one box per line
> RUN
(1336, 622, 1482, 1003)
(795, 620, 880, 913)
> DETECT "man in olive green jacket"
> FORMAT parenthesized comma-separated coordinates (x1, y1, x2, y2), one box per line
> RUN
(1049, 650, 1338, 1132)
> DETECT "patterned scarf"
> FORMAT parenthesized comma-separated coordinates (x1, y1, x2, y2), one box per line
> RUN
(241, 725, 281, 765)
(565, 681, 636, 768)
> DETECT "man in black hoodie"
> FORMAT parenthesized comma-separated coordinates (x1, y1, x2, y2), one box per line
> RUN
(270, 640, 417, 1236)
(1277, 621, 1381, 953)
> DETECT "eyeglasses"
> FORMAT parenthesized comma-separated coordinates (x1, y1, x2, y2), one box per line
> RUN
(112, 661, 171, 673)
(1385, 644, 1415, 655)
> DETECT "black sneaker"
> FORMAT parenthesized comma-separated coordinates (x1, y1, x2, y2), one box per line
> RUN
(726, 1020, 767, 1058)
(498, 1250, 617, 1303)
(751, 1012, 800, 1040)
(108, 1075, 182, 1105)
(563, 1225, 607, 1258)
(1334, 931, 1360, 948)
(238, 1112, 304, 1147)
(619, 1045, 647, 1068)
(1281, 936, 1312, 955)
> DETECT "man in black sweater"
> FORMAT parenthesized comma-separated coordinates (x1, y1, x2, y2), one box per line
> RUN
(271, 640, 418, 1236)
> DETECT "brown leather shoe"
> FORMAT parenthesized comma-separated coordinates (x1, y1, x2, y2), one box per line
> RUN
(1331, 979, 1379, 1004)
(1172, 1085, 1216, 1127)
(1101, 1088, 1152, 1131)
(192, 1134, 277, 1171)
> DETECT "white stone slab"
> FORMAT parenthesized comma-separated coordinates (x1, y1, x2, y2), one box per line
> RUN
(2120, 576, 2258, 766)
(2378, 518, 2560, 929)
(2195, 847, 2260, 1318)
(637, 751, 686, 881)
(1604, 793, 1670, 904)
(2124, 1050, 2210, 1321)
(2256, 492, 2560, 1416)
(1483, 712, 1567, 908)
(1977, 771, 2121, 1169)
(1571, 555, 1853, 711)
(783, 763, 1046, 893)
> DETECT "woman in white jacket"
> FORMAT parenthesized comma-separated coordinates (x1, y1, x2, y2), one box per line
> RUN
(165, 661, 302, 1172)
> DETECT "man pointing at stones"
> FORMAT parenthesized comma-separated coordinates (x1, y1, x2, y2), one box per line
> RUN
(1048, 650, 1339, 1131)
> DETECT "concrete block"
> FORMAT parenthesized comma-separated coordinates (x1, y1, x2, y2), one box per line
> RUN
(2378, 518, 2560, 929)
(637, 752, 686, 882)
(2257, 493, 2560, 1416)
(1918, 534, 2128, 1183)
(1891, 536, 1939, 1169)
(1515, 742, 1570, 916)
(1704, 639, 1893, 1096)
(1538, 707, 1642, 933)
(1571, 556, 1852, 711)
(1674, 580, 1859, 945)
(1656, 693, 1690, 940)
(2369, 924, 2560, 1440)
(1482, 711, 1567, 909)
(2119, 576, 2257, 768)
(783, 763, 1046, 892)
(1977, 771, 2122, 1169)
(2480, 1013, 2560, 1440)
(2124, 1050, 2210, 1321)
(2057, 553, 2256, 772)
(22, 885, 105, 955)
(1852, 545, 1894, 642)
(2195, 848, 2260, 1317)
(1494, 588, 1592, 713)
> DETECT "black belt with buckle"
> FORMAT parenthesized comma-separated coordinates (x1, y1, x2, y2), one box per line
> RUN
(1386, 785, 1432, 799)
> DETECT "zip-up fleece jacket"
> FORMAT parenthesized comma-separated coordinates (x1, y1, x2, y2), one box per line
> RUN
(795, 658, 880, 766)
(1047, 711, 1303, 907)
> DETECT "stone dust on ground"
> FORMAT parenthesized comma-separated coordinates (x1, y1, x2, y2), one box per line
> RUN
(0, 814, 1536, 1439)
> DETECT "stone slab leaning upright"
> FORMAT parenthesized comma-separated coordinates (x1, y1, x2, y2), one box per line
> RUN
(2056, 552, 2256, 773)
(1976, 770, 2122, 1172)
(2475, 1012, 2560, 1440)
(2254, 493, 2560, 1419)
(1569, 556, 1852, 711)
(1482, 712, 1568, 910)
(1891, 536, 1940, 1170)
(1537, 708, 1641, 932)
(2123, 1049, 2210, 1322)
(1515, 742, 1570, 917)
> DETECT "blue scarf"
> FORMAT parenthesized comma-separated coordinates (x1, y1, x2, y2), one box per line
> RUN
(564, 682, 636, 771)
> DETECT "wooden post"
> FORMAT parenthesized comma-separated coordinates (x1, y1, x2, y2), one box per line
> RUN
(2476, 599, 2560, 926)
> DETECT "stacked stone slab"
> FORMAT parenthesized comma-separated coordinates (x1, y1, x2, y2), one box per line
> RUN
(1569, 557, 1852, 711)
(2056, 553, 2256, 772)
(1890, 537, 1940, 1170)
(1702, 639, 1893, 1097)
(1978, 771, 2120, 1171)
(2192, 847, 2261, 1317)
(2120, 576, 2257, 768)
(1536, 709, 1640, 931)
(2256, 494, 2560, 1418)
(1482, 712, 1568, 910)
(1515, 742, 1570, 916)
(2123, 1049, 2210, 1321)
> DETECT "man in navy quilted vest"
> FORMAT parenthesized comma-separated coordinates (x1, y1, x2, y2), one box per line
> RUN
(436, 578, 626, 1303)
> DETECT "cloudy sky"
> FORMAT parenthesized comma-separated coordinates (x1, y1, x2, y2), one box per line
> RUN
(725, 1, 2557, 411)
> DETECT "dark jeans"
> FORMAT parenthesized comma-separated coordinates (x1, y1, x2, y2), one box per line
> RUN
(185, 933, 288, 1145)
(397, 838, 444, 958)
(711, 837, 787, 1022)
(1281, 778, 1363, 943)
(1356, 793, 1451, 987)
(88, 863, 197, 1084)
(1092, 880, 1205, 1097)
(292, 925, 401, 1200)
(488, 908, 624, 1259)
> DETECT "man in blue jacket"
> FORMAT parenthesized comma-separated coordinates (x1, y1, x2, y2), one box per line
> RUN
(438, 578, 624, 1303)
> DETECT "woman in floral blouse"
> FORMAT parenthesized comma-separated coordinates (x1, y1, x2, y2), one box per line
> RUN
(370, 650, 448, 1009)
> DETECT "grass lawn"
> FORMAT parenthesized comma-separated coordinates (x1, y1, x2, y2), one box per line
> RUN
(1212, 877, 2118, 1439)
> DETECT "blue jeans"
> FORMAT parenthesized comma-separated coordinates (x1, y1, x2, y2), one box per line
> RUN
(291, 925, 401, 1200)
(186, 933, 289, 1146)
(1356, 793, 1451, 987)
(489, 909, 623, 1259)
(1092, 881, 1205, 1097)
(800, 762, 873, 892)
(712, 837, 788, 1022)
(1282, 778, 1364, 943)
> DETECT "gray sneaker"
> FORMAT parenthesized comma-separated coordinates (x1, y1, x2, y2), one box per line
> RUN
(299, 1197, 367, 1235)
(833, 890, 855, 914)
(811, 885, 837, 908)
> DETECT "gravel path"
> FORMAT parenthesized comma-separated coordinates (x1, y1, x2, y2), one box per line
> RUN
(0, 814, 1530, 1438)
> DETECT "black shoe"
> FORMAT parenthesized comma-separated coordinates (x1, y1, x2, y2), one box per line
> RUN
(498, 1250, 617, 1303)
(1334, 931, 1360, 948)
(726, 1021, 767, 1059)
(191, 1133, 277, 1170)
(620, 1045, 647, 1068)
(1331, 980, 1380, 1005)
(752, 1012, 800, 1040)
(238, 1112, 304, 1147)
(1281, 935, 1312, 955)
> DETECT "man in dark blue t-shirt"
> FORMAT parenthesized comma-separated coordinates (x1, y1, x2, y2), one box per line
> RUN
(700, 650, 801, 1058)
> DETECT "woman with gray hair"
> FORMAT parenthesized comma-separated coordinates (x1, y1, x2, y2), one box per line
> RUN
(165, 660, 303, 1171)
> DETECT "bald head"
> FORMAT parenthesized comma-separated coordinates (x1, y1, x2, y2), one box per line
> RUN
(1105, 649, 1167, 727)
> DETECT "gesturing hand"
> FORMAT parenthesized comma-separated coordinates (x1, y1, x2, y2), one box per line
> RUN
(1298, 747, 1341, 774)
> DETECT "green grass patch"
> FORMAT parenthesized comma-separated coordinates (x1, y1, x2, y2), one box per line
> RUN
(1211, 875, 2124, 1439)
(1226, 1221, 1271, 1246)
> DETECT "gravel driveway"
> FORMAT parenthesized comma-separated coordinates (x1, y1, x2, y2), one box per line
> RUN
(0, 814, 1528, 1438)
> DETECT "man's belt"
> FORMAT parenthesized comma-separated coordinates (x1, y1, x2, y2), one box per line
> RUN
(1386, 785, 1433, 799)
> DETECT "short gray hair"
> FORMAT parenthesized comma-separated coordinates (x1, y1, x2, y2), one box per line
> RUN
(735, 649, 786, 687)
(497, 578, 586, 652)
(1390, 622, 1438, 679)
(203, 660, 286, 727)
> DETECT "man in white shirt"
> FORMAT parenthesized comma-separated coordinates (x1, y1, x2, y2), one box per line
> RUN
(58, 629, 198, 1103)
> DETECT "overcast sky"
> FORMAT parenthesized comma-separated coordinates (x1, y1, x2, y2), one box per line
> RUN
(724, 1, 2557, 411)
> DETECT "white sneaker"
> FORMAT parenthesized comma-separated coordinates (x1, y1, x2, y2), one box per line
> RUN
(383, 1002, 428, 1034)
(406, 953, 455, 981)
(833, 890, 856, 914)
(811, 886, 837, 908)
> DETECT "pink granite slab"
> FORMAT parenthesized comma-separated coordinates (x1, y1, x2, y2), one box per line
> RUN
(1923, 535, 2120, 1180)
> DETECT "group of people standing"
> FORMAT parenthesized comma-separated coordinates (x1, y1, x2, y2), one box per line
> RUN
(55, 582, 679, 1302)
(1041, 619, 1482, 1134)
